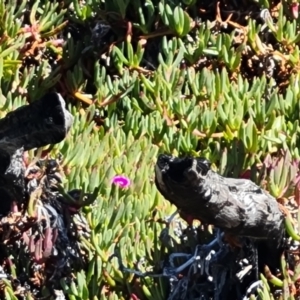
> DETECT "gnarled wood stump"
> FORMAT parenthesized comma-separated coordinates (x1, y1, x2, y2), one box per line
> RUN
(155, 154, 284, 240)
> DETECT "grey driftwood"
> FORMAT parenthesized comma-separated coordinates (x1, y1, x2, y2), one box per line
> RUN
(155, 154, 284, 240)
(0, 93, 73, 214)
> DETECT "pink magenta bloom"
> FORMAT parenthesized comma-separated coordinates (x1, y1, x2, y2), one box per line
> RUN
(112, 175, 131, 188)
(291, 3, 299, 19)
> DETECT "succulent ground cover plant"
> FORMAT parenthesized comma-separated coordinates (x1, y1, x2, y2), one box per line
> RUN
(1, 0, 300, 299)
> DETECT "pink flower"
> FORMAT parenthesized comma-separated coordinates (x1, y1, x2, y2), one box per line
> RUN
(112, 175, 131, 188)
(291, 3, 299, 19)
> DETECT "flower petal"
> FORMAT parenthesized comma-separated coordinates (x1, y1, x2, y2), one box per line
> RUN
(112, 175, 131, 188)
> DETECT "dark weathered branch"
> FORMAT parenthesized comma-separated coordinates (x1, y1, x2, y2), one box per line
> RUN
(0, 92, 73, 151)
(155, 154, 284, 240)
(0, 93, 73, 214)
